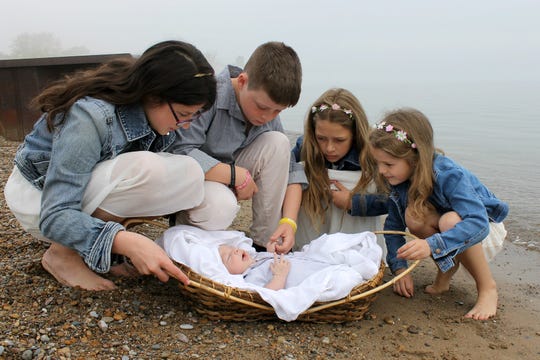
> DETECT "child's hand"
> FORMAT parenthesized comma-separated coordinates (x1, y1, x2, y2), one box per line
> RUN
(235, 168, 258, 201)
(270, 252, 291, 277)
(113, 231, 189, 286)
(330, 180, 352, 210)
(268, 223, 295, 254)
(393, 268, 414, 298)
(397, 239, 431, 260)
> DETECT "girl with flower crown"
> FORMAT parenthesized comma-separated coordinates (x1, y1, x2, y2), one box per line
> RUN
(369, 108, 508, 320)
(278, 88, 388, 251)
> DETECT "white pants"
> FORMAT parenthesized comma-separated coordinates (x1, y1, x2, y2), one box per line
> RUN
(183, 131, 291, 246)
(4, 152, 205, 241)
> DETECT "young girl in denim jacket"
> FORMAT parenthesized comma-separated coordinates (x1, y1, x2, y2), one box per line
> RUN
(4, 40, 216, 291)
(288, 88, 388, 250)
(369, 108, 508, 320)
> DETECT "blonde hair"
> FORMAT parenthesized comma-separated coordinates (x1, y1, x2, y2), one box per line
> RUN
(369, 108, 442, 221)
(301, 88, 376, 229)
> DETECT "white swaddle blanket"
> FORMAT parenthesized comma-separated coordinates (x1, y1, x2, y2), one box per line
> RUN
(157, 225, 383, 321)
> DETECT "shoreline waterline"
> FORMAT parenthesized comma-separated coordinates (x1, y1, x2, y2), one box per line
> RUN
(284, 130, 540, 254)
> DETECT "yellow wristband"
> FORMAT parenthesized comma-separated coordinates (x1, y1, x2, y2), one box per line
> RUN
(279, 217, 297, 233)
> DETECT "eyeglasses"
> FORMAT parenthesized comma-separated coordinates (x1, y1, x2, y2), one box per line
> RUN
(168, 102, 203, 125)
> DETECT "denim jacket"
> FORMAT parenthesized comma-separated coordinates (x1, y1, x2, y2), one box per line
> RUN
(384, 154, 509, 273)
(292, 136, 387, 216)
(14, 97, 180, 273)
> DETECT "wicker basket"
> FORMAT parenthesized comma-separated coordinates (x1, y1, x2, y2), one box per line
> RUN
(124, 219, 420, 322)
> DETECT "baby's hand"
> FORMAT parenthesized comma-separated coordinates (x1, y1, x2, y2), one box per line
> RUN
(270, 252, 290, 277)
(266, 239, 277, 253)
(264, 253, 290, 290)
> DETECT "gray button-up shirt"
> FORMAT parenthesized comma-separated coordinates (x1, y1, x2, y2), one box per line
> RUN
(169, 65, 306, 185)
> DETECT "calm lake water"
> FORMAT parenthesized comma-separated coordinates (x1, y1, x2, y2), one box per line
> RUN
(281, 80, 539, 251)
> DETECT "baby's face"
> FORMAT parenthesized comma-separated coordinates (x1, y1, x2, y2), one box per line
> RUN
(218, 245, 255, 274)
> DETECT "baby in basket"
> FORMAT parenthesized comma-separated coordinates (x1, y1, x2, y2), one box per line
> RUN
(157, 225, 383, 321)
(218, 244, 290, 290)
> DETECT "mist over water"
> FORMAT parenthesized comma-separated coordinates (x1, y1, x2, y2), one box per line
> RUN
(281, 80, 540, 250)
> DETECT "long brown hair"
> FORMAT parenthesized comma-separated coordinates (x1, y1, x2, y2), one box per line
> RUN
(31, 40, 216, 131)
(301, 88, 377, 229)
(369, 108, 442, 220)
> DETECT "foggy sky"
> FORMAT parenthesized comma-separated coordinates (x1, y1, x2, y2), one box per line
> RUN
(2, 0, 539, 85)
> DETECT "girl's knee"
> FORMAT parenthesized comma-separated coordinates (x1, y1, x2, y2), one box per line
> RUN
(405, 206, 439, 238)
(439, 211, 461, 232)
(121, 152, 204, 189)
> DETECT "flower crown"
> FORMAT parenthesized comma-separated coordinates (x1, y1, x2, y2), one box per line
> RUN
(375, 121, 417, 149)
(311, 103, 354, 120)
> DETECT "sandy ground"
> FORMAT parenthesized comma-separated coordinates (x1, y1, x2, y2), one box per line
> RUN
(1, 135, 539, 360)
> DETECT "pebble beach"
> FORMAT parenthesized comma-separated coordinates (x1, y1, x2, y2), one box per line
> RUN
(1, 135, 539, 360)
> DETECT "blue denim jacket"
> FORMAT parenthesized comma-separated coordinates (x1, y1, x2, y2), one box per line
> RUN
(384, 154, 509, 273)
(14, 97, 180, 273)
(292, 136, 387, 216)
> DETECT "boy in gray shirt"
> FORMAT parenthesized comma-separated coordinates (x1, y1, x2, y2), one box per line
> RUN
(170, 42, 305, 252)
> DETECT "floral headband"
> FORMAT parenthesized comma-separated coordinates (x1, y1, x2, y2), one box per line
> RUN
(311, 103, 354, 120)
(375, 121, 417, 149)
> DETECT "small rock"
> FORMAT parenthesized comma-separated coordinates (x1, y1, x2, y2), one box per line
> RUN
(98, 320, 108, 332)
(364, 312, 376, 320)
(0, 346, 4, 356)
(407, 325, 420, 334)
(44, 297, 54, 306)
(58, 347, 71, 356)
(22, 350, 33, 360)
(159, 321, 167, 326)
(89, 311, 99, 318)
(176, 333, 189, 343)
(383, 316, 395, 325)
(321, 337, 330, 344)
(179, 324, 193, 330)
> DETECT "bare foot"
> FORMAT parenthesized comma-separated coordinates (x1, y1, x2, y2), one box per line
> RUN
(109, 262, 141, 277)
(41, 243, 116, 291)
(425, 263, 459, 295)
(464, 287, 498, 320)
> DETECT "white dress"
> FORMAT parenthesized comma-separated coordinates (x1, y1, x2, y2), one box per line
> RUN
(294, 169, 385, 257)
